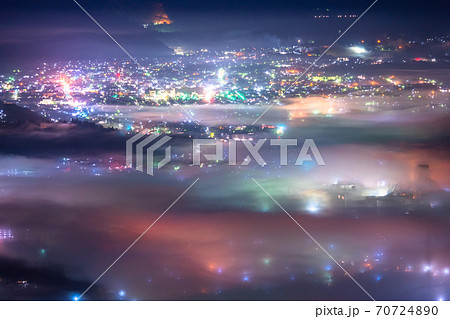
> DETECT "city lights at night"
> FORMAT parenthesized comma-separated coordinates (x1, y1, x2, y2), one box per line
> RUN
(0, 0, 449, 318)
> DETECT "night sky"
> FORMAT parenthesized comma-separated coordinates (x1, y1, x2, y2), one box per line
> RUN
(0, 0, 448, 71)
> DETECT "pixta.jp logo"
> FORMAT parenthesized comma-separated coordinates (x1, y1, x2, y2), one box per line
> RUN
(126, 130, 172, 176)
(126, 130, 325, 176)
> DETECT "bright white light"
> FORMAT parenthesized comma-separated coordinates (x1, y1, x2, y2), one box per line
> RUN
(377, 188, 390, 197)
(306, 203, 319, 213)
(217, 68, 227, 84)
(349, 46, 367, 54)
(423, 265, 432, 272)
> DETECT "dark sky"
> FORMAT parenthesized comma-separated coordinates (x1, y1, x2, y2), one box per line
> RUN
(0, 0, 448, 71)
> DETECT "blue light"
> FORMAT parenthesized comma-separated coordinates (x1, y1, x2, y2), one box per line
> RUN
(242, 275, 250, 282)
(72, 295, 80, 301)
(276, 125, 286, 135)
(119, 290, 126, 297)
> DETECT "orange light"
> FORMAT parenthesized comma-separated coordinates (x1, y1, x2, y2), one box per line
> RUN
(151, 3, 173, 25)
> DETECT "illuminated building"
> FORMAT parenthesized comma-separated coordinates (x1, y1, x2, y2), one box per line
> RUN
(0, 228, 13, 239)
